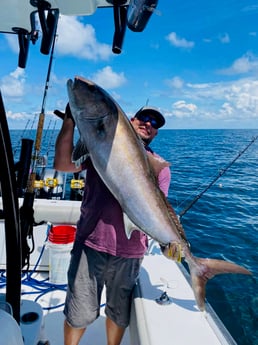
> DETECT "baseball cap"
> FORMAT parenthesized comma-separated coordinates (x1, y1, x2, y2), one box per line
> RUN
(134, 106, 165, 128)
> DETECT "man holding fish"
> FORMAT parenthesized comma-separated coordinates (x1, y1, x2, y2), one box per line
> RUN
(54, 96, 170, 345)
(55, 77, 251, 345)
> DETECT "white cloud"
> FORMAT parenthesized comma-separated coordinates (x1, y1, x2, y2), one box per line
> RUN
(56, 15, 112, 60)
(219, 33, 230, 44)
(203, 38, 212, 43)
(164, 73, 258, 123)
(150, 42, 160, 50)
(218, 53, 258, 75)
(0, 67, 26, 98)
(243, 5, 258, 12)
(90, 66, 127, 89)
(166, 32, 194, 49)
(172, 100, 197, 118)
(186, 82, 211, 89)
(220, 102, 234, 115)
(51, 73, 68, 86)
(165, 76, 184, 89)
(6, 110, 28, 120)
(4, 34, 19, 53)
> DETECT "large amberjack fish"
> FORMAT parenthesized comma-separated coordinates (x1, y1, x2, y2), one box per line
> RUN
(67, 76, 252, 311)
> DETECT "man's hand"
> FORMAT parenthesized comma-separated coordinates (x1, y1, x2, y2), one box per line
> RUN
(53, 103, 75, 126)
(160, 242, 183, 263)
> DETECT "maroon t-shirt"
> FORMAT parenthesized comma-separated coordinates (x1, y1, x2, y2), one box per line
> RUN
(76, 158, 170, 258)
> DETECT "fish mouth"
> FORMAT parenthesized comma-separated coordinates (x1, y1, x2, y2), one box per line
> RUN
(74, 76, 93, 84)
(72, 76, 95, 90)
(67, 78, 74, 90)
(67, 77, 93, 92)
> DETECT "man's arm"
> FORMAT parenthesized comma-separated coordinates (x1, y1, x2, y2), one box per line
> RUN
(54, 116, 81, 173)
(158, 166, 171, 197)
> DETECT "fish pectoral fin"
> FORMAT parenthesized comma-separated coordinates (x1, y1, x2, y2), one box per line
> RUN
(146, 151, 170, 177)
(72, 139, 89, 168)
(123, 213, 138, 239)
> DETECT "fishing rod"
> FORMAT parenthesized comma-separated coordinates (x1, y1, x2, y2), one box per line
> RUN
(27, 35, 57, 193)
(179, 135, 258, 219)
(20, 18, 58, 269)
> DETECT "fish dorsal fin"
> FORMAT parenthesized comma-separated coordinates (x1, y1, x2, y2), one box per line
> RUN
(72, 139, 89, 168)
(146, 151, 170, 177)
(123, 213, 138, 239)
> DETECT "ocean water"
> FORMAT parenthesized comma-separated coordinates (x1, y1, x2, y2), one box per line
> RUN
(10, 128, 258, 345)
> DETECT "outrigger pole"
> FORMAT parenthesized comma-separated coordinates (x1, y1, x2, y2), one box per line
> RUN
(0, 92, 22, 323)
(179, 135, 258, 218)
(20, 12, 59, 269)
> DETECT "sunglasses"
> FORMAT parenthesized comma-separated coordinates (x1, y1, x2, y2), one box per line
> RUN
(135, 113, 159, 129)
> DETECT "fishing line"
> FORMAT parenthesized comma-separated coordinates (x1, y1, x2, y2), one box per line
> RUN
(178, 135, 258, 218)
(45, 119, 58, 158)
(29, 113, 38, 131)
(175, 178, 211, 211)
(41, 118, 53, 152)
(13, 119, 31, 156)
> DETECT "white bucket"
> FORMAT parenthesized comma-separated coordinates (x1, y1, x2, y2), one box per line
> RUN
(48, 242, 73, 285)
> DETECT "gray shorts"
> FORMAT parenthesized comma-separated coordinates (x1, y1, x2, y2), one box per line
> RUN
(64, 241, 142, 329)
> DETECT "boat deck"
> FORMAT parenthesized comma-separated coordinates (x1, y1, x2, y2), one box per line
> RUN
(1, 270, 131, 345)
(131, 252, 237, 345)
(0, 249, 236, 345)
(0, 199, 237, 344)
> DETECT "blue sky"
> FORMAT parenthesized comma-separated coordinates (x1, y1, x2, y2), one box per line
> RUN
(1, 0, 258, 129)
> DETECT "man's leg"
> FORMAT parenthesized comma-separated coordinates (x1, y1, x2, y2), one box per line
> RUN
(64, 245, 105, 344)
(64, 319, 86, 345)
(105, 256, 142, 345)
(106, 317, 125, 345)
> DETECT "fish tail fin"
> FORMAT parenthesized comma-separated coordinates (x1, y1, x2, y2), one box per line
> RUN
(188, 257, 252, 311)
